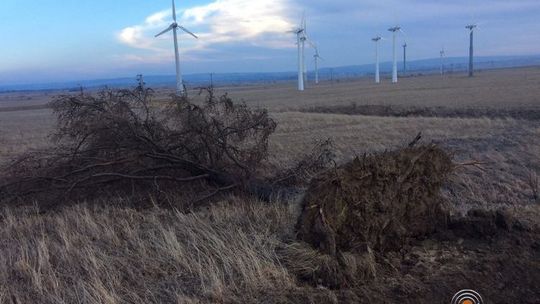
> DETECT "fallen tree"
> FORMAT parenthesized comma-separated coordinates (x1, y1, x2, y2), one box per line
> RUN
(0, 87, 332, 208)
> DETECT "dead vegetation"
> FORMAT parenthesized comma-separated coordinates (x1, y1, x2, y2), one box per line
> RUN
(0, 87, 331, 208)
(0, 199, 299, 303)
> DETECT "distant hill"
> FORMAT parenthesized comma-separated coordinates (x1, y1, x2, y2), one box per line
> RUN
(1, 55, 540, 93)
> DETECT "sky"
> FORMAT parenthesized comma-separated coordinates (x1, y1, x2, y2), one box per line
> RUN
(1, 0, 540, 85)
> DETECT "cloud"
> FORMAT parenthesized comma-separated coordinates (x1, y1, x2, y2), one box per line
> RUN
(118, 11, 171, 52)
(117, 0, 297, 62)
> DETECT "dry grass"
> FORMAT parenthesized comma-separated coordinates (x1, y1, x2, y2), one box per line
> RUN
(0, 108, 53, 161)
(1, 191, 537, 303)
(0, 198, 303, 303)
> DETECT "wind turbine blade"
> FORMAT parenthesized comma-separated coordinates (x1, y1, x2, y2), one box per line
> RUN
(155, 24, 174, 37)
(172, 0, 177, 22)
(179, 25, 198, 39)
(306, 39, 316, 49)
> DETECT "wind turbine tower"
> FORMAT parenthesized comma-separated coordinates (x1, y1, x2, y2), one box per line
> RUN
(372, 36, 382, 84)
(402, 42, 407, 74)
(302, 35, 307, 87)
(290, 17, 307, 91)
(155, 0, 198, 95)
(388, 26, 402, 83)
(440, 48, 445, 75)
(466, 24, 477, 77)
(313, 46, 323, 84)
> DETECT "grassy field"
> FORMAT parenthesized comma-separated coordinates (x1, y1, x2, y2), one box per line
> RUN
(0, 67, 539, 303)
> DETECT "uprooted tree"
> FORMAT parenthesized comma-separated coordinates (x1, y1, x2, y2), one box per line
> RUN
(283, 145, 455, 288)
(0, 87, 333, 208)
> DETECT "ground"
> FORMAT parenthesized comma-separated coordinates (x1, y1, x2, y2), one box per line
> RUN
(0, 67, 539, 303)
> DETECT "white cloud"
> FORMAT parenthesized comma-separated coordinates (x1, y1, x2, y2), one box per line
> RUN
(117, 0, 297, 62)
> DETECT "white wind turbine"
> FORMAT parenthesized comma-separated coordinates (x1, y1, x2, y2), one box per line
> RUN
(306, 37, 322, 85)
(402, 42, 408, 74)
(302, 17, 310, 86)
(388, 25, 404, 83)
(440, 47, 446, 76)
(289, 15, 307, 91)
(312, 46, 323, 85)
(372, 36, 382, 84)
(155, 0, 198, 95)
(466, 24, 477, 77)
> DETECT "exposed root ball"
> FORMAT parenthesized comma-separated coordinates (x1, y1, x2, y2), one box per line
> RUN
(296, 145, 453, 255)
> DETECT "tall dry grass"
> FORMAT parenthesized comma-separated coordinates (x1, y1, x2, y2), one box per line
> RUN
(0, 198, 302, 303)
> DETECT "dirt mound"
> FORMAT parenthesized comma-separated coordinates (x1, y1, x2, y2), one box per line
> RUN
(296, 145, 453, 255)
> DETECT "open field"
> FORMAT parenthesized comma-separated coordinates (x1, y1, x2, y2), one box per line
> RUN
(0, 67, 539, 303)
(2, 67, 539, 210)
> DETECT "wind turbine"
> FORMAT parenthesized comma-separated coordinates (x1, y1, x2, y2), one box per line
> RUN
(440, 48, 446, 75)
(466, 24, 477, 77)
(388, 26, 403, 83)
(302, 16, 308, 87)
(155, 0, 198, 95)
(289, 15, 307, 91)
(402, 42, 408, 74)
(372, 36, 382, 84)
(311, 44, 323, 85)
